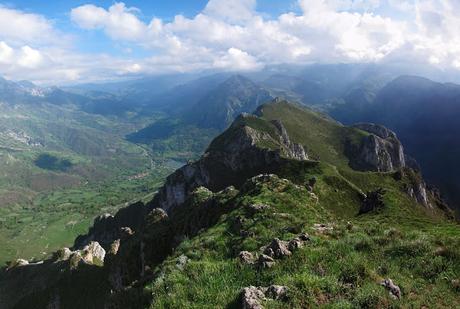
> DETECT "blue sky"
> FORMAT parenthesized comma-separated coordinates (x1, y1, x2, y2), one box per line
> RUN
(0, 0, 458, 84)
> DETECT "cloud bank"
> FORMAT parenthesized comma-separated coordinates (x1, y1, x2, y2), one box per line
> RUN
(0, 0, 459, 84)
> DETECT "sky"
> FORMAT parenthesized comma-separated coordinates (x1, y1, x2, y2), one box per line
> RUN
(0, 0, 459, 84)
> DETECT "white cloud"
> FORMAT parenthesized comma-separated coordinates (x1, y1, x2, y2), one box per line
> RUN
(2, 0, 460, 84)
(204, 0, 256, 23)
(18, 46, 45, 68)
(0, 41, 14, 64)
(71, 3, 153, 41)
(0, 6, 65, 46)
(213, 47, 262, 70)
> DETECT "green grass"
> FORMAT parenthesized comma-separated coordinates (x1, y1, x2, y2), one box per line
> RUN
(145, 172, 459, 308)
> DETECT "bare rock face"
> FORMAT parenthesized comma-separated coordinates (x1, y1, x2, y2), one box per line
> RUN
(353, 123, 397, 139)
(407, 182, 431, 208)
(74, 201, 148, 250)
(271, 120, 308, 161)
(81, 241, 106, 265)
(350, 123, 405, 172)
(152, 116, 308, 213)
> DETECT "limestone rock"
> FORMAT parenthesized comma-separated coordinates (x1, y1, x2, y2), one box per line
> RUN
(109, 239, 121, 255)
(265, 285, 289, 300)
(240, 285, 289, 309)
(264, 238, 292, 258)
(239, 251, 255, 264)
(350, 123, 405, 172)
(241, 286, 266, 309)
(81, 241, 106, 265)
(381, 278, 401, 299)
(257, 254, 275, 268)
(151, 115, 309, 213)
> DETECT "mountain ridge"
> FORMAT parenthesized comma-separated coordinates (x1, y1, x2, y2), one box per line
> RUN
(1, 100, 457, 309)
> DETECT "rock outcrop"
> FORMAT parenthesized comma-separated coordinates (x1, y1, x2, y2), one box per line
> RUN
(350, 123, 405, 172)
(151, 115, 308, 213)
(74, 201, 148, 250)
(241, 285, 288, 309)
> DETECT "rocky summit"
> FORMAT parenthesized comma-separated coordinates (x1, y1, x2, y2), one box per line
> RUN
(1, 100, 458, 309)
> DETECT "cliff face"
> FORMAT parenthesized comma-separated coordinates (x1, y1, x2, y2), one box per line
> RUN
(350, 123, 405, 172)
(151, 115, 308, 213)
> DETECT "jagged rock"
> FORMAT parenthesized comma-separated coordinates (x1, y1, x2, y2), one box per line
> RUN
(74, 201, 147, 250)
(151, 115, 308, 213)
(257, 254, 276, 268)
(240, 285, 289, 309)
(264, 238, 292, 258)
(246, 203, 270, 214)
(350, 123, 405, 172)
(241, 286, 266, 309)
(239, 251, 255, 264)
(353, 123, 397, 139)
(81, 241, 106, 265)
(406, 183, 431, 208)
(359, 188, 386, 214)
(53, 247, 72, 262)
(176, 255, 189, 271)
(381, 278, 401, 299)
(271, 120, 308, 161)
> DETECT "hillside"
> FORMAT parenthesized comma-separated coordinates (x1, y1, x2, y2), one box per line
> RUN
(1, 100, 458, 309)
(0, 83, 174, 265)
(330, 75, 460, 215)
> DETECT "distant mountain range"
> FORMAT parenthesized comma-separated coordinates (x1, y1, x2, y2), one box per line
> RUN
(330, 75, 460, 213)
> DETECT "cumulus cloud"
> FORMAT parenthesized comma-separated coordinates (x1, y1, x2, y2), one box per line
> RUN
(2, 0, 460, 84)
(71, 3, 151, 41)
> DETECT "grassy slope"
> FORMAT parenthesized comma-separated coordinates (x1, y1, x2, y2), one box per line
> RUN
(0, 103, 173, 264)
(3, 101, 458, 308)
(146, 168, 459, 308)
(143, 102, 459, 308)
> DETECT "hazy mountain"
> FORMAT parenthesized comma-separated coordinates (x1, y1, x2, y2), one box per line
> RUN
(183, 75, 273, 130)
